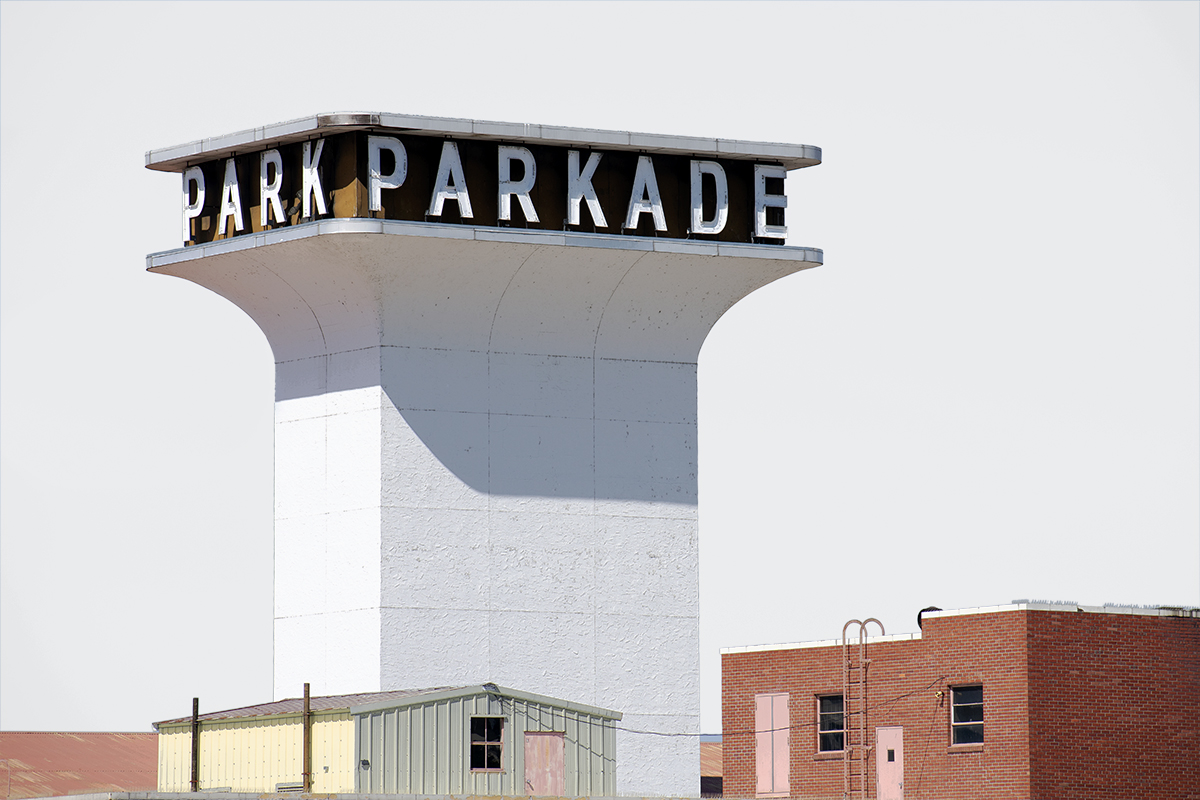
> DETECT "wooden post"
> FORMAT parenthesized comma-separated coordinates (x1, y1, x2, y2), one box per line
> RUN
(190, 697, 200, 793)
(302, 683, 312, 793)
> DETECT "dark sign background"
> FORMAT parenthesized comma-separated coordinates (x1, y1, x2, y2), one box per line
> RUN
(184, 131, 785, 246)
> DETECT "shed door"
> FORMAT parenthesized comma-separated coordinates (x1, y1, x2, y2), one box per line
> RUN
(876, 726, 904, 800)
(524, 732, 565, 796)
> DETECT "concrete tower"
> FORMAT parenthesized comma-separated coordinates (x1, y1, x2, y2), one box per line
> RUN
(146, 113, 822, 795)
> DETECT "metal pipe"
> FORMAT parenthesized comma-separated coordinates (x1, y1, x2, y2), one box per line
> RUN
(841, 618, 884, 799)
(302, 683, 312, 793)
(190, 697, 200, 793)
(859, 618, 884, 800)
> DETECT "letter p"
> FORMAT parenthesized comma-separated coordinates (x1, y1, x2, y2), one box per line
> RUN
(182, 166, 205, 242)
(368, 136, 407, 212)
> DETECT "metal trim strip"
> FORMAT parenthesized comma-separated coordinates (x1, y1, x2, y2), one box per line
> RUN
(146, 219, 824, 271)
(146, 112, 822, 172)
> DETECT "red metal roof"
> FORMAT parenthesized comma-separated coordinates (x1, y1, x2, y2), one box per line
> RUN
(155, 687, 457, 726)
(700, 741, 723, 777)
(0, 732, 157, 798)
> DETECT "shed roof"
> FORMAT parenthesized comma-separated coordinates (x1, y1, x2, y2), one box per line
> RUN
(0, 732, 157, 798)
(156, 685, 621, 728)
(155, 688, 455, 727)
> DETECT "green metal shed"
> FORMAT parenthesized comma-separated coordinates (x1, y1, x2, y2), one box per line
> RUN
(352, 684, 621, 796)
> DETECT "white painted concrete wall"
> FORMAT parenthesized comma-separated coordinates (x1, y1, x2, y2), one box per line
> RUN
(151, 222, 818, 796)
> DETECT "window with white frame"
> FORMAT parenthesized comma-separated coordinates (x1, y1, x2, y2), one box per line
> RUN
(817, 695, 844, 752)
(950, 685, 983, 744)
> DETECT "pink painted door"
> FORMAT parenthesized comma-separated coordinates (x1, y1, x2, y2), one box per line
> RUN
(876, 726, 904, 800)
(524, 732, 565, 796)
(754, 693, 789, 797)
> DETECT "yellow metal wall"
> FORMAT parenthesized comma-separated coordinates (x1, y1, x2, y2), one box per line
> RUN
(158, 728, 189, 791)
(156, 713, 353, 793)
(310, 712, 356, 791)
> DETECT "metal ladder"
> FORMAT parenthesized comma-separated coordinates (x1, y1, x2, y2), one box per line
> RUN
(843, 618, 885, 799)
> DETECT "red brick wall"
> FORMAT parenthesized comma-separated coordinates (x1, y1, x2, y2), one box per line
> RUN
(722, 609, 1200, 799)
(1026, 611, 1200, 800)
(722, 612, 1032, 799)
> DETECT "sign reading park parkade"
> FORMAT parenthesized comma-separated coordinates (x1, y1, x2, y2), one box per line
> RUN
(146, 113, 822, 248)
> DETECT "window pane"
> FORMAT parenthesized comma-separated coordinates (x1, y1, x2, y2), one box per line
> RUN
(819, 712, 843, 732)
(953, 686, 983, 705)
(819, 732, 844, 752)
(471, 717, 504, 769)
(953, 724, 984, 744)
(954, 704, 984, 723)
(819, 696, 843, 714)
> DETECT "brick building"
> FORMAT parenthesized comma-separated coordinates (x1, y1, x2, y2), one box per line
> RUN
(722, 603, 1200, 800)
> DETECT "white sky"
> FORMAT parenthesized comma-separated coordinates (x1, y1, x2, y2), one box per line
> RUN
(1, 1, 1197, 735)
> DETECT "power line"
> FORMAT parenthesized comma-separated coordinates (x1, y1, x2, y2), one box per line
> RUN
(614, 675, 948, 738)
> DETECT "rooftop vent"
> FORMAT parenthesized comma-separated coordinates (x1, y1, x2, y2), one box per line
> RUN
(1012, 599, 1078, 606)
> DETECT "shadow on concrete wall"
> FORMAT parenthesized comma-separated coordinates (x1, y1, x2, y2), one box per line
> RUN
(379, 344, 698, 504)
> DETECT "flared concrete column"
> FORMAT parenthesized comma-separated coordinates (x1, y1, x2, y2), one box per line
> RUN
(151, 218, 817, 794)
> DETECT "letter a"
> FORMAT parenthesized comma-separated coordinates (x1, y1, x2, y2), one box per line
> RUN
(260, 150, 285, 227)
(428, 141, 473, 218)
(624, 156, 666, 232)
(218, 158, 244, 235)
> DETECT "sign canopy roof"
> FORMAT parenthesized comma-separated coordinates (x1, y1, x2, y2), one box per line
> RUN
(145, 112, 822, 173)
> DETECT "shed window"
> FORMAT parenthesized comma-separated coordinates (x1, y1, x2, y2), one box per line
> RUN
(471, 717, 504, 770)
(951, 685, 983, 744)
(818, 695, 844, 752)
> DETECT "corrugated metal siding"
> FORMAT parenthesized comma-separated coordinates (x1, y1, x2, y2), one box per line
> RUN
(312, 713, 355, 792)
(157, 728, 188, 791)
(203, 715, 295, 791)
(0, 732, 158, 798)
(355, 693, 616, 795)
(156, 713, 353, 793)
